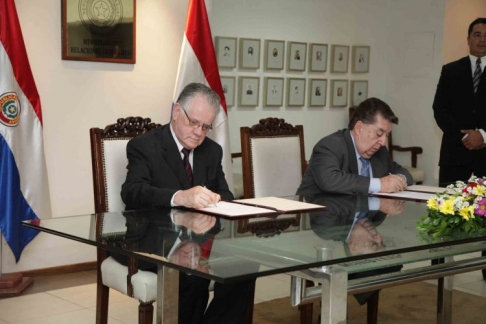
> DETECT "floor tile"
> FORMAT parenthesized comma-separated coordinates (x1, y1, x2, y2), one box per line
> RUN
(23, 271, 96, 296)
(14, 308, 125, 324)
(454, 279, 486, 298)
(0, 319, 8, 324)
(0, 292, 83, 322)
(47, 283, 133, 308)
(92, 298, 153, 324)
(255, 277, 290, 301)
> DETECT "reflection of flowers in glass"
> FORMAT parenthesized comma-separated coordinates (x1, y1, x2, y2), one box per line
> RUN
(417, 176, 486, 237)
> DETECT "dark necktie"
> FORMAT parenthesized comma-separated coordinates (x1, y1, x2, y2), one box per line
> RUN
(181, 148, 193, 185)
(360, 157, 370, 177)
(473, 58, 482, 95)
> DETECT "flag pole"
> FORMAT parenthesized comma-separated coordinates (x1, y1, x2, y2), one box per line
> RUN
(0, 233, 34, 297)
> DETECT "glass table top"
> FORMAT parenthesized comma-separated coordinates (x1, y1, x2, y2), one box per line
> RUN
(22, 195, 486, 283)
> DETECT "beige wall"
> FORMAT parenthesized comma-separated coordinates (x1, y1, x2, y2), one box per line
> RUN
(442, 0, 486, 64)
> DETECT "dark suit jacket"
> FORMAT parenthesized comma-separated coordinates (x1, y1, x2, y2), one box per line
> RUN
(296, 129, 413, 196)
(433, 56, 486, 167)
(121, 124, 233, 210)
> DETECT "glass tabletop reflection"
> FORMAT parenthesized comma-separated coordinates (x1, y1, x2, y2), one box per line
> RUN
(22, 195, 486, 283)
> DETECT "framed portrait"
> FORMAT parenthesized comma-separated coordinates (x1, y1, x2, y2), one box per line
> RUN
(238, 76, 259, 107)
(330, 45, 350, 73)
(287, 42, 307, 71)
(351, 80, 368, 106)
(264, 40, 285, 70)
(215, 37, 237, 68)
(62, 0, 136, 63)
(221, 76, 236, 107)
(330, 80, 348, 107)
(309, 43, 328, 72)
(352, 46, 370, 73)
(309, 79, 327, 107)
(264, 77, 284, 106)
(287, 78, 306, 107)
(239, 38, 260, 69)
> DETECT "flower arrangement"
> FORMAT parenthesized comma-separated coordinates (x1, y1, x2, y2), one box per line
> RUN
(417, 176, 486, 237)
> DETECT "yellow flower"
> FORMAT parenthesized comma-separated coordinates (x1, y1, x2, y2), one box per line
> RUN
(427, 198, 438, 211)
(459, 206, 475, 221)
(439, 197, 455, 215)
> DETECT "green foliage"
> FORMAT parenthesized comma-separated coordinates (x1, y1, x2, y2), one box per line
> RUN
(417, 209, 486, 238)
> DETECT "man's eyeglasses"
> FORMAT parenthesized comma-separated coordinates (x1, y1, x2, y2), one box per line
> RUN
(179, 104, 213, 134)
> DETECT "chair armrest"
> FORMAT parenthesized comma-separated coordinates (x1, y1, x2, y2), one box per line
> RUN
(231, 152, 242, 159)
(390, 145, 423, 168)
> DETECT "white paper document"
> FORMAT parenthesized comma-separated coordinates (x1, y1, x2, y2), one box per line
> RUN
(233, 197, 324, 212)
(202, 201, 276, 217)
(406, 185, 449, 194)
(371, 191, 434, 201)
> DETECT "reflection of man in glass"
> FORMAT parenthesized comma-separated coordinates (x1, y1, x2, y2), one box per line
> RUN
(247, 85, 253, 95)
(315, 86, 321, 96)
(248, 47, 253, 56)
(272, 48, 278, 57)
(337, 87, 343, 97)
(294, 50, 300, 60)
(316, 51, 322, 61)
(223, 46, 230, 56)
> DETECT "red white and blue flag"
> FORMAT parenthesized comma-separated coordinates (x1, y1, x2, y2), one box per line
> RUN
(172, 0, 233, 190)
(0, 0, 51, 262)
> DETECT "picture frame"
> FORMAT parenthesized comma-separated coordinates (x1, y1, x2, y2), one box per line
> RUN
(287, 78, 306, 106)
(62, 0, 136, 64)
(239, 38, 261, 69)
(287, 42, 307, 71)
(215, 36, 237, 68)
(238, 76, 259, 107)
(309, 79, 327, 107)
(221, 76, 236, 107)
(264, 40, 285, 70)
(352, 46, 370, 73)
(330, 80, 348, 107)
(309, 43, 328, 72)
(351, 80, 368, 106)
(264, 77, 284, 107)
(330, 45, 350, 73)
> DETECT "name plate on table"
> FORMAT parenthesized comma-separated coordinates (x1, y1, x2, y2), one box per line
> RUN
(62, 0, 136, 64)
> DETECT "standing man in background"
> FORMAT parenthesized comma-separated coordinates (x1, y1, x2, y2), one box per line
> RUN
(433, 18, 486, 187)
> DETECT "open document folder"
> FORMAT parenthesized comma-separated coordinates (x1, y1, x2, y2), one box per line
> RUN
(199, 197, 325, 218)
(371, 184, 450, 201)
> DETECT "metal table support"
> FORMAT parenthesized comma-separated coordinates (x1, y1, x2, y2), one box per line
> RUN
(156, 265, 179, 324)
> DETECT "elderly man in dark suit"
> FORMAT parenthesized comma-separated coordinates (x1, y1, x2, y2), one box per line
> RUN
(297, 97, 413, 196)
(121, 83, 254, 324)
(433, 17, 486, 187)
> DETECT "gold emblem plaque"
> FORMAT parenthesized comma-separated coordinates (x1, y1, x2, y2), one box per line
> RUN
(62, 0, 136, 64)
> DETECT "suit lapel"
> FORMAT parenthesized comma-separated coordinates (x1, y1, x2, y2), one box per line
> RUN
(159, 126, 192, 189)
(344, 129, 359, 174)
(193, 145, 207, 187)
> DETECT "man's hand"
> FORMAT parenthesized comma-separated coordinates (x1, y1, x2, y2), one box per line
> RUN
(461, 129, 484, 150)
(174, 186, 221, 209)
(173, 211, 216, 234)
(347, 218, 383, 255)
(380, 174, 407, 193)
(379, 198, 405, 216)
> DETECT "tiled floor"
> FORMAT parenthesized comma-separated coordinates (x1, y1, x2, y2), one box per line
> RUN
(0, 259, 485, 324)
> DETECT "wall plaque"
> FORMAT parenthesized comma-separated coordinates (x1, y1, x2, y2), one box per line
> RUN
(62, 0, 136, 64)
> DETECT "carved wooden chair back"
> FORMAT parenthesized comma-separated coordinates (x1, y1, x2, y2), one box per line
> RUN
(240, 117, 306, 198)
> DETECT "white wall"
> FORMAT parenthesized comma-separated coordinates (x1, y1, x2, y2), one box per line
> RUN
(4, 0, 451, 272)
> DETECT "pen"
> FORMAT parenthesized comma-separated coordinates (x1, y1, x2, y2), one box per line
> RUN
(202, 184, 218, 207)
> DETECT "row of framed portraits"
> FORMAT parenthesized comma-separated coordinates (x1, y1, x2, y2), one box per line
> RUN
(216, 37, 370, 73)
(222, 76, 368, 108)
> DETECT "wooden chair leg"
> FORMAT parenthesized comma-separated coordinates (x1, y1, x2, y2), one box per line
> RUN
(96, 282, 109, 324)
(139, 302, 154, 324)
(366, 291, 379, 324)
(299, 280, 315, 324)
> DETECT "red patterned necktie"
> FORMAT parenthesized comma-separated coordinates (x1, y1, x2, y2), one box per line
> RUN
(181, 148, 193, 186)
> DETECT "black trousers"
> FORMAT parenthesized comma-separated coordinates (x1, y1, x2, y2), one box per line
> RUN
(439, 164, 486, 187)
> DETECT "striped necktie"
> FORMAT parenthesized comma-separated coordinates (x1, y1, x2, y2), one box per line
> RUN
(473, 58, 482, 95)
(360, 157, 370, 177)
(181, 148, 193, 186)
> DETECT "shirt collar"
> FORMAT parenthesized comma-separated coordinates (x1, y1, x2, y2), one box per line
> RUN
(469, 54, 486, 72)
(170, 123, 185, 153)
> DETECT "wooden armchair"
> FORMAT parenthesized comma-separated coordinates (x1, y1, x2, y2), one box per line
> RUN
(90, 117, 161, 324)
(349, 107, 424, 184)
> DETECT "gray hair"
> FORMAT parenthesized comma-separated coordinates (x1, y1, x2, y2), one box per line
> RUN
(176, 83, 220, 114)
